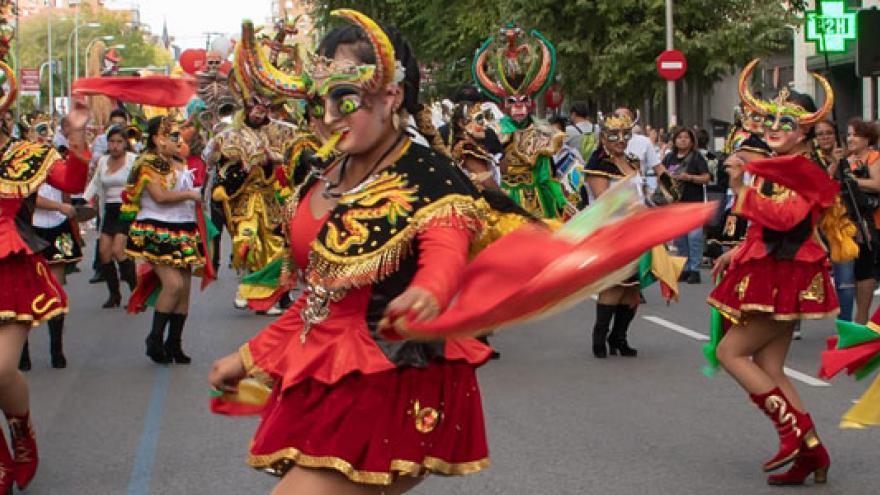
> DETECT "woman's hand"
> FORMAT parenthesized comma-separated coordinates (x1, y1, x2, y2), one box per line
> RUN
(209, 352, 247, 394)
(711, 249, 735, 279)
(187, 190, 203, 203)
(384, 286, 440, 324)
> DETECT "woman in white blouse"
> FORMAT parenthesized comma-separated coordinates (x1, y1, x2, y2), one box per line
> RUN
(85, 125, 138, 308)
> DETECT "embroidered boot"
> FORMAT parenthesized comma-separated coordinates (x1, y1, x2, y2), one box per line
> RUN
(6, 411, 38, 489)
(767, 421, 830, 486)
(749, 387, 813, 471)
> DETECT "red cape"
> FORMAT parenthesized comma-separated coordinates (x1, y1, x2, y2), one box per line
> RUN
(743, 155, 839, 209)
(73, 76, 197, 108)
(389, 202, 716, 339)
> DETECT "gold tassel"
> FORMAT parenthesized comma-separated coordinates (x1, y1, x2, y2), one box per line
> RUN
(819, 197, 858, 263)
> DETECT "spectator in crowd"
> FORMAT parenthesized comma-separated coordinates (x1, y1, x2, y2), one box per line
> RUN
(84, 125, 139, 308)
(847, 118, 880, 324)
(438, 84, 504, 157)
(564, 101, 595, 162)
(816, 119, 859, 322)
(614, 107, 661, 196)
(657, 126, 710, 283)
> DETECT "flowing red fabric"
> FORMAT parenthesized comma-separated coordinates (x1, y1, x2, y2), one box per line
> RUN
(392, 202, 716, 339)
(743, 155, 839, 209)
(127, 263, 159, 314)
(72, 76, 197, 108)
(819, 338, 880, 379)
(195, 206, 216, 290)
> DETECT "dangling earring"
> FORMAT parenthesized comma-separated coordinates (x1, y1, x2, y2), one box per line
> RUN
(392, 112, 401, 132)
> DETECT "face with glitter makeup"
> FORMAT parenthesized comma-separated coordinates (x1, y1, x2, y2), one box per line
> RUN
(763, 113, 807, 154)
(307, 44, 402, 155)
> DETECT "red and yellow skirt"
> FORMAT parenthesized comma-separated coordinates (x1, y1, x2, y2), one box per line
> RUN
(708, 257, 838, 323)
(126, 218, 204, 268)
(247, 361, 489, 485)
(0, 253, 67, 327)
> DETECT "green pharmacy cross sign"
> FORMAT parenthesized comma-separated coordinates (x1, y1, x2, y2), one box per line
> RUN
(805, 0, 858, 53)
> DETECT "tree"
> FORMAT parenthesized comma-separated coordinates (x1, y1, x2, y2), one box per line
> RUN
(311, 1, 806, 106)
(15, 3, 173, 110)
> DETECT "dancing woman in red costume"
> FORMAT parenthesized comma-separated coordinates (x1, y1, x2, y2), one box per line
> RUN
(0, 8, 90, 487)
(210, 11, 494, 494)
(709, 59, 854, 486)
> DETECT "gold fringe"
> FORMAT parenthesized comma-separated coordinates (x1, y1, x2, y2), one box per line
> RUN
(247, 446, 489, 486)
(307, 194, 485, 290)
(0, 306, 68, 328)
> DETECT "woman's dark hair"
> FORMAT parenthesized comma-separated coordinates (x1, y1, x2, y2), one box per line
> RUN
(783, 89, 818, 140)
(670, 126, 696, 154)
(317, 22, 449, 155)
(548, 114, 568, 131)
(696, 128, 710, 149)
(144, 116, 165, 152)
(848, 118, 879, 147)
(452, 84, 482, 104)
(105, 124, 131, 152)
(569, 101, 589, 119)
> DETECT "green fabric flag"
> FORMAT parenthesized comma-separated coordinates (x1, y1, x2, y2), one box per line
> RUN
(241, 257, 283, 287)
(836, 319, 880, 349)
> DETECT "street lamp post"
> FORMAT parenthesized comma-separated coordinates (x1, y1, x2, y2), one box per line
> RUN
(47, 6, 53, 116)
(665, 0, 676, 128)
(67, 23, 102, 101)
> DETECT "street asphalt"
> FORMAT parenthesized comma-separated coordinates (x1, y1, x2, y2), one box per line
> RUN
(19, 238, 880, 494)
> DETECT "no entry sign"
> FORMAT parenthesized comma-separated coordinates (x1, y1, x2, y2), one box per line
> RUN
(657, 50, 687, 81)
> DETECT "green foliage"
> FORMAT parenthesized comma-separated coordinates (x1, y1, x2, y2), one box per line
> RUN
(15, 3, 172, 102)
(312, 0, 805, 105)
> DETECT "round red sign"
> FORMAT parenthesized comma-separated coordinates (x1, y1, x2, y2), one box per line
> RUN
(657, 50, 688, 81)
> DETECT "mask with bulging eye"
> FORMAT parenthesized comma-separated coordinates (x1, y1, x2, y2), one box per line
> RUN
(307, 85, 367, 121)
(463, 104, 490, 139)
(763, 114, 799, 133)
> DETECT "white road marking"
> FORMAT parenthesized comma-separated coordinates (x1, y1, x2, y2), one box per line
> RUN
(642, 315, 831, 388)
(642, 315, 709, 341)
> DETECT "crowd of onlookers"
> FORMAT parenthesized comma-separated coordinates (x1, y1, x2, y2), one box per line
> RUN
(549, 103, 880, 322)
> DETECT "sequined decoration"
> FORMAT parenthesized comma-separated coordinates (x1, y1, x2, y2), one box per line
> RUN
(735, 275, 750, 300)
(799, 273, 825, 303)
(412, 400, 442, 434)
(55, 232, 74, 257)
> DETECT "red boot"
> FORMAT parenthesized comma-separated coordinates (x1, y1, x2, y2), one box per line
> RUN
(0, 428, 15, 494)
(767, 428, 830, 486)
(749, 387, 812, 471)
(6, 412, 38, 489)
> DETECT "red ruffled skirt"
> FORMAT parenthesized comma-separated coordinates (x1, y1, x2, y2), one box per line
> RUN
(708, 256, 838, 323)
(0, 253, 67, 327)
(247, 360, 489, 485)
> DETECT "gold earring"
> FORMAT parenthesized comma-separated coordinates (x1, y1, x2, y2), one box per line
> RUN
(392, 112, 401, 131)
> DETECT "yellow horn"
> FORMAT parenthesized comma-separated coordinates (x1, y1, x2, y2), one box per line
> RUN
(331, 9, 396, 92)
(738, 58, 770, 116)
(800, 71, 834, 126)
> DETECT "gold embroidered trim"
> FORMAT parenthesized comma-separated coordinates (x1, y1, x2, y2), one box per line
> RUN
(307, 194, 485, 290)
(798, 273, 825, 303)
(124, 249, 205, 268)
(239, 343, 273, 386)
(0, 142, 61, 198)
(707, 296, 839, 323)
(735, 275, 750, 300)
(247, 447, 490, 486)
(0, 307, 67, 328)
